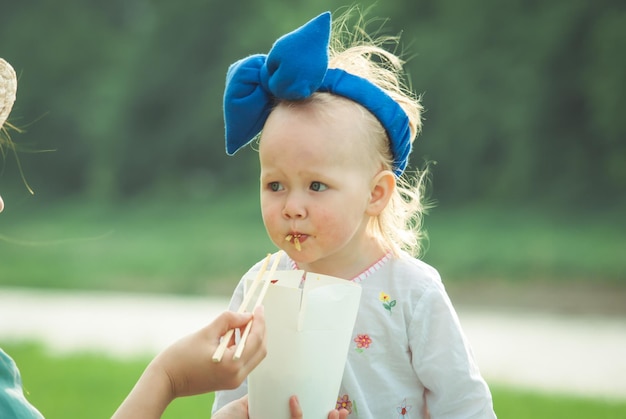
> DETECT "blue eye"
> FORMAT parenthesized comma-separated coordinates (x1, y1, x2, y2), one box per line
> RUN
(269, 182, 283, 191)
(310, 181, 328, 192)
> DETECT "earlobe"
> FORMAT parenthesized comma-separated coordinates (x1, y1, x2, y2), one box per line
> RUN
(367, 170, 395, 216)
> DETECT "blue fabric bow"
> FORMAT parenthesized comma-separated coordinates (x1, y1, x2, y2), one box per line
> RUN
(223, 11, 412, 176)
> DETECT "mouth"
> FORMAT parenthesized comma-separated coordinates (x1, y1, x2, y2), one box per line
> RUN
(285, 233, 305, 251)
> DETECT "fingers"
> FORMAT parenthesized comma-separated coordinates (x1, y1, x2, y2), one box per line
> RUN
(328, 409, 349, 419)
(288, 396, 348, 419)
(289, 395, 303, 419)
(247, 306, 266, 349)
(213, 306, 265, 338)
(252, 305, 266, 324)
(214, 310, 253, 335)
(234, 306, 267, 369)
(208, 306, 267, 387)
(211, 395, 249, 419)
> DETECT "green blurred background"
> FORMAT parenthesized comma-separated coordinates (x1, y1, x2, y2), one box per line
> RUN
(1, 1, 626, 417)
(1, 0, 623, 298)
(2, 0, 625, 207)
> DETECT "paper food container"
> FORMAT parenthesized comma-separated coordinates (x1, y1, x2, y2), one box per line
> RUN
(244, 269, 362, 419)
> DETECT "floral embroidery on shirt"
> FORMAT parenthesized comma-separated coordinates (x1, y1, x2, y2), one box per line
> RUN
(336, 394, 353, 414)
(379, 291, 396, 314)
(354, 334, 372, 353)
(396, 398, 412, 418)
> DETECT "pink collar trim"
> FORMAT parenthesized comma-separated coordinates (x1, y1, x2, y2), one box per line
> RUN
(289, 252, 392, 283)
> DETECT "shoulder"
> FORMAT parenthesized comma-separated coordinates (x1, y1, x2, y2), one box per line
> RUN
(387, 250, 443, 289)
(359, 251, 446, 312)
(0, 348, 21, 390)
(0, 349, 45, 419)
(382, 252, 455, 319)
(356, 250, 443, 297)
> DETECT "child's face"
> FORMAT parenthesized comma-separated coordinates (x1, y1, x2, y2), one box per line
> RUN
(259, 100, 382, 274)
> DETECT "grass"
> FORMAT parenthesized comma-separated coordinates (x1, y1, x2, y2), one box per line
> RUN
(422, 205, 626, 283)
(2, 195, 625, 417)
(1, 190, 624, 297)
(4, 342, 626, 419)
(0, 189, 273, 295)
(491, 386, 626, 419)
(4, 342, 213, 419)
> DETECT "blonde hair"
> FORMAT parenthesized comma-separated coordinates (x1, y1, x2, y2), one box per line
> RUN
(326, 9, 430, 257)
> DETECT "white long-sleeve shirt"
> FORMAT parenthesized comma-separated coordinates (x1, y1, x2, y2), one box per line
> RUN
(212, 251, 496, 418)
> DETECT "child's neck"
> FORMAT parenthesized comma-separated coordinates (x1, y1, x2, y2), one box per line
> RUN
(297, 239, 388, 281)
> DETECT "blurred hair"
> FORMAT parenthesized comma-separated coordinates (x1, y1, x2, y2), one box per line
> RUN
(1, 121, 19, 156)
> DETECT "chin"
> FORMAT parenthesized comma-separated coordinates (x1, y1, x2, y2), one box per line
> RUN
(281, 247, 311, 265)
(282, 247, 302, 260)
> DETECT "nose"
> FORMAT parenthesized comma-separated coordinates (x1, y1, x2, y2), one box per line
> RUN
(282, 192, 306, 219)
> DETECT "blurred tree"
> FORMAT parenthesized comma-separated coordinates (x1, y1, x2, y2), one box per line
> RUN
(0, 0, 623, 209)
(401, 0, 625, 207)
(581, 4, 626, 201)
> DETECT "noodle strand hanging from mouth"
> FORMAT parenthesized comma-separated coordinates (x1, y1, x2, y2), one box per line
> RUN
(285, 234, 302, 251)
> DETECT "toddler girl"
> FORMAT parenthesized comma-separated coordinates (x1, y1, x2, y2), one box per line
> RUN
(213, 10, 496, 418)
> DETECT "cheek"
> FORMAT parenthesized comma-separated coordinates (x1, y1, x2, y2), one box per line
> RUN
(260, 199, 281, 234)
(312, 195, 368, 240)
(313, 206, 351, 238)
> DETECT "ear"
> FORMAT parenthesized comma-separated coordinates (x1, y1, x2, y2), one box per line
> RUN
(366, 170, 395, 216)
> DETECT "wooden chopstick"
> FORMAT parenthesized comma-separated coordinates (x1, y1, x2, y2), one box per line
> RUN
(233, 251, 282, 360)
(211, 253, 271, 362)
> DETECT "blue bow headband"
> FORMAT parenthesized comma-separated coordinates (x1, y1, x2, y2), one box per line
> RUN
(223, 11, 412, 176)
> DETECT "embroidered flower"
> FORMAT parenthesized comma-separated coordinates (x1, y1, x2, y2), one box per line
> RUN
(396, 398, 412, 418)
(354, 334, 372, 353)
(379, 291, 396, 314)
(336, 394, 353, 413)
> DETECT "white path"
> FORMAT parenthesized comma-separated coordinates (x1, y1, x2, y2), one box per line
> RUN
(1, 287, 625, 402)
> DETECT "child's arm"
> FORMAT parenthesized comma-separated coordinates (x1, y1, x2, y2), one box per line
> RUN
(112, 307, 266, 419)
(413, 286, 496, 418)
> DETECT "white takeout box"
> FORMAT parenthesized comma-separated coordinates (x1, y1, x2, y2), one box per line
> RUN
(244, 269, 362, 419)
